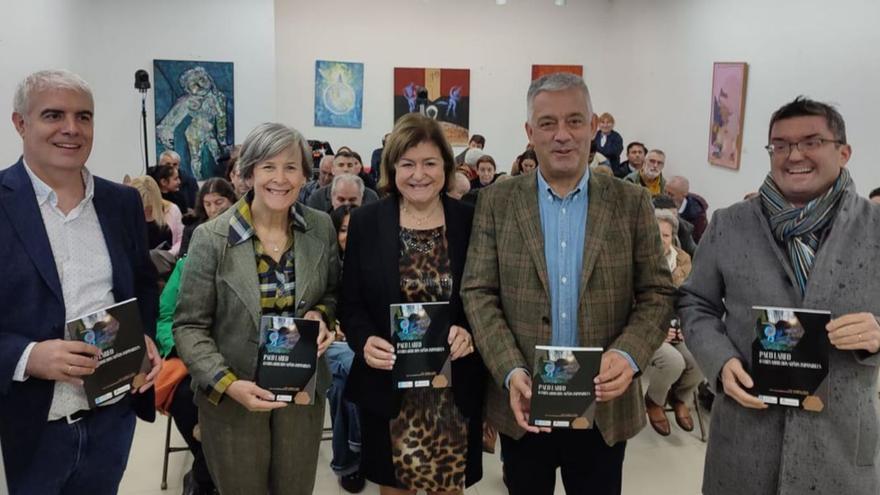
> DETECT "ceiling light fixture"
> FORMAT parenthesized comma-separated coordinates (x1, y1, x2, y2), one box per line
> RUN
(496, 0, 508, 4)
(554, 0, 566, 5)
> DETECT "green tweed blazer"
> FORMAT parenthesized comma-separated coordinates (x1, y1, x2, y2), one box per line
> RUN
(173, 202, 339, 401)
(461, 171, 674, 445)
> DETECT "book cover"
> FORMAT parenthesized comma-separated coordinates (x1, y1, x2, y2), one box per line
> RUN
(256, 316, 319, 404)
(390, 302, 451, 389)
(751, 306, 831, 411)
(529, 346, 603, 429)
(65, 298, 146, 408)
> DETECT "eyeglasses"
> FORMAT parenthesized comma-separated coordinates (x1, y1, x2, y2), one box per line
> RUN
(764, 137, 842, 157)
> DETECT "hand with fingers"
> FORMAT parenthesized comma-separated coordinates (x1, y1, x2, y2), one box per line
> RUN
(508, 369, 550, 434)
(364, 335, 395, 370)
(448, 325, 475, 360)
(720, 357, 768, 410)
(827, 312, 880, 354)
(594, 351, 635, 402)
(134, 335, 163, 393)
(304, 310, 334, 357)
(24, 339, 100, 386)
(225, 380, 288, 412)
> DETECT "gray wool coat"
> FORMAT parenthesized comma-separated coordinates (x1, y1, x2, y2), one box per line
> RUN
(678, 185, 880, 495)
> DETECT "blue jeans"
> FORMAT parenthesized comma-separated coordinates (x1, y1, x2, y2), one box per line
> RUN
(325, 342, 361, 476)
(10, 401, 137, 495)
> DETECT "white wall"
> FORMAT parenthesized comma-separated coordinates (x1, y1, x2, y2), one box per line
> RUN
(0, 0, 275, 182)
(276, 0, 880, 211)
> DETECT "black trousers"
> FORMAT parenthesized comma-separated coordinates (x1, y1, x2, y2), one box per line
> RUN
(168, 374, 215, 490)
(500, 428, 626, 495)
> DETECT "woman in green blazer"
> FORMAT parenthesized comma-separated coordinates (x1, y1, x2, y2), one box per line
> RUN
(174, 123, 339, 495)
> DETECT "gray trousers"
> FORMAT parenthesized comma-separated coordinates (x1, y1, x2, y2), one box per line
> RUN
(644, 342, 704, 405)
(196, 390, 325, 495)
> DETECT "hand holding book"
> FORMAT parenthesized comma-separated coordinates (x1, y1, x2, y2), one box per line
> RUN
(826, 312, 880, 353)
(24, 339, 100, 386)
(226, 380, 288, 412)
(721, 357, 768, 410)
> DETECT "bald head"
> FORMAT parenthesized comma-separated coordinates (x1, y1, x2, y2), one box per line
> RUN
(318, 155, 334, 186)
(448, 172, 471, 200)
(665, 175, 690, 208)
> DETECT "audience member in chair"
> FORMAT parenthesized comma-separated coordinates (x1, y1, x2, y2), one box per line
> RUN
(624, 148, 667, 197)
(331, 173, 366, 211)
(308, 150, 378, 212)
(592, 112, 623, 171)
(665, 175, 709, 243)
(158, 149, 199, 215)
(615, 141, 647, 179)
(511, 149, 539, 176)
(179, 178, 237, 257)
(643, 209, 703, 436)
(340, 113, 485, 494)
(174, 122, 338, 495)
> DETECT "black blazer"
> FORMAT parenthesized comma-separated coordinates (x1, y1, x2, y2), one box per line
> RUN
(340, 194, 485, 419)
(0, 159, 158, 480)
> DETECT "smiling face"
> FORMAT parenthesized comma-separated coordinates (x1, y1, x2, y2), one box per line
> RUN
(395, 141, 446, 207)
(477, 160, 496, 186)
(768, 115, 850, 207)
(598, 117, 614, 134)
(160, 168, 181, 193)
(13, 87, 94, 177)
(251, 146, 307, 213)
(526, 87, 597, 182)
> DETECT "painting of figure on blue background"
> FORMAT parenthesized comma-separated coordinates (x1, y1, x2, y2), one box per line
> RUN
(314, 60, 364, 129)
(154, 59, 234, 180)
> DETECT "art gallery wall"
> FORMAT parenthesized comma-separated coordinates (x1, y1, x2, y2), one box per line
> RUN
(0, 0, 275, 182)
(276, 0, 880, 211)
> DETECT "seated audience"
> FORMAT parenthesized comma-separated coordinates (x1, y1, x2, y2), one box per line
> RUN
(153, 163, 187, 214)
(300, 154, 335, 203)
(331, 174, 366, 210)
(308, 151, 379, 212)
(174, 122, 338, 494)
(592, 112, 623, 171)
(159, 149, 199, 213)
(653, 195, 697, 257)
(624, 148, 667, 197)
(371, 133, 391, 184)
(130, 175, 183, 256)
(350, 150, 378, 192)
(454, 133, 486, 165)
(224, 145, 251, 198)
(457, 147, 484, 181)
(588, 140, 610, 168)
(340, 112, 484, 493)
(180, 178, 237, 256)
(665, 175, 709, 242)
(448, 172, 472, 200)
(470, 154, 499, 190)
(511, 149, 539, 176)
(616, 141, 646, 178)
(643, 209, 703, 436)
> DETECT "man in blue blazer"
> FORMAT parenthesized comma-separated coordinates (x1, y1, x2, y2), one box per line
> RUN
(0, 70, 161, 494)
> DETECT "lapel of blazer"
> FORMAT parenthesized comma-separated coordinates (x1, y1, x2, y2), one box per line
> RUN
(0, 160, 63, 303)
(92, 178, 127, 299)
(578, 173, 610, 305)
(217, 222, 262, 330)
(293, 214, 326, 316)
(376, 197, 403, 306)
(514, 174, 550, 297)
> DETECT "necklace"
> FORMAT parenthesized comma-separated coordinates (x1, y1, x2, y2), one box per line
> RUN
(401, 200, 441, 227)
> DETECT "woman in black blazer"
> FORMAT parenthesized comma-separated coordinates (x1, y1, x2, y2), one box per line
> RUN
(340, 113, 484, 495)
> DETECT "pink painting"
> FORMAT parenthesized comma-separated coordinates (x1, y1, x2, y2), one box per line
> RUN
(708, 62, 748, 170)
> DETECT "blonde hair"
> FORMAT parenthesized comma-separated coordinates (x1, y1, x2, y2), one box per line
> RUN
(129, 175, 166, 228)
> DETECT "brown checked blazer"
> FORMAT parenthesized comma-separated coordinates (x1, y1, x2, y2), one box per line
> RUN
(461, 171, 675, 446)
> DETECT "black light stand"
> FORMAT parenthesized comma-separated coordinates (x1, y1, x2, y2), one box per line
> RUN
(135, 70, 151, 174)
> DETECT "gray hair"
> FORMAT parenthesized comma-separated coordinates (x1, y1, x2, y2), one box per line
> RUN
(237, 123, 313, 180)
(159, 149, 181, 162)
(330, 173, 365, 198)
(13, 69, 93, 115)
(464, 148, 485, 167)
(654, 208, 680, 233)
(527, 72, 593, 122)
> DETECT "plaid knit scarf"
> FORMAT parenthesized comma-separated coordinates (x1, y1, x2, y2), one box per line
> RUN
(759, 168, 851, 295)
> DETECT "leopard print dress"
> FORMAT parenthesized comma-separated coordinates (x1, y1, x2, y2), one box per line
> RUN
(391, 226, 468, 492)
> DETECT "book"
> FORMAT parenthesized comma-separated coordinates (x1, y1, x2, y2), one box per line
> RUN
(390, 302, 451, 390)
(529, 346, 603, 429)
(65, 298, 147, 408)
(751, 306, 831, 411)
(256, 316, 319, 404)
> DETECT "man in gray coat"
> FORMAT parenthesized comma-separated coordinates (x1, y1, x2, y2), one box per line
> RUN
(679, 97, 880, 495)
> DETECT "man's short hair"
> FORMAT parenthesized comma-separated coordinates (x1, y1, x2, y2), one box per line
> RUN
(667, 175, 690, 190)
(159, 150, 181, 163)
(869, 187, 880, 199)
(237, 123, 312, 180)
(527, 72, 593, 122)
(331, 173, 365, 197)
(14, 69, 93, 115)
(768, 96, 847, 144)
(469, 134, 486, 147)
(333, 150, 355, 163)
(647, 149, 666, 158)
(626, 141, 647, 154)
(652, 194, 677, 210)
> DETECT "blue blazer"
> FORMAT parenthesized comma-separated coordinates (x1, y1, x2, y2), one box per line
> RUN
(0, 159, 158, 478)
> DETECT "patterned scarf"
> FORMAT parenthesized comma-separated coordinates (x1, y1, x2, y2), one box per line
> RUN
(759, 168, 851, 294)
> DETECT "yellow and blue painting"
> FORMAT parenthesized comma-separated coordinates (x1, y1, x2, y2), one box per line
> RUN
(314, 60, 364, 129)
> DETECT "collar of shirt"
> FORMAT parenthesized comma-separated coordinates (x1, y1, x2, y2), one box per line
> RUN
(228, 190, 308, 246)
(22, 158, 94, 211)
(537, 166, 590, 201)
(679, 196, 688, 214)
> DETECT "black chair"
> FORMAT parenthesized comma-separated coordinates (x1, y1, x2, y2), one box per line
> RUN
(161, 414, 189, 490)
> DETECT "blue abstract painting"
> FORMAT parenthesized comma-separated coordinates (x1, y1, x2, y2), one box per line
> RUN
(314, 60, 364, 129)
(154, 59, 234, 180)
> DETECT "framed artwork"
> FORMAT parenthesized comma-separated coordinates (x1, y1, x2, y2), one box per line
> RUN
(154, 59, 234, 180)
(708, 62, 748, 170)
(314, 60, 364, 129)
(393, 67, 470, 146)
(531, 64, 583, 80)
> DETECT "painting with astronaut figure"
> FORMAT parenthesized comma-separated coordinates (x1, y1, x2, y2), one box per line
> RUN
(708, 62, 748, 170)
(154, 59, 234, 180)
(314, 60, 364, 129)
(393, 67, 470, 146)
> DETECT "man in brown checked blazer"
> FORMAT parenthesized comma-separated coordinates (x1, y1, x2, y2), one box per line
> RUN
(462, 73, 675, 495)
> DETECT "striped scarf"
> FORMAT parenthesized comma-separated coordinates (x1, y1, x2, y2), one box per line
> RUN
(759, 168, 851, 294)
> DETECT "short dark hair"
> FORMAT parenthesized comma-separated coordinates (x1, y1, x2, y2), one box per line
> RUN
(870, 187, 880, 199)
(475, 154, 496, 171)
(652, 194, 677, 210)
(194, 178, 237, 222)
(330, 204, 356, 234)
(379, 113, 456, 196)
(627, 141, 647, 154)
(768, 96, 847, 144)
(469, 134, 486, 147)
(152, 164, 177, 184)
